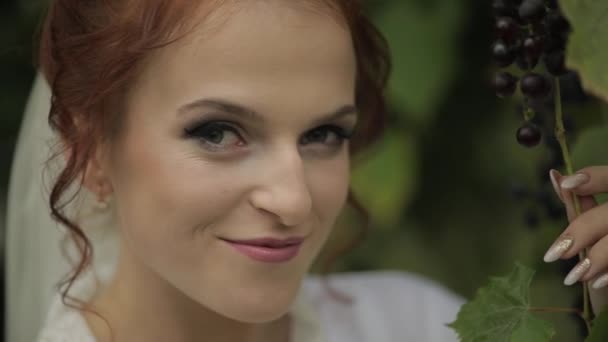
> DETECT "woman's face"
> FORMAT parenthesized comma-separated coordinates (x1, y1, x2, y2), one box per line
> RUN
(104, 1, 356, 322)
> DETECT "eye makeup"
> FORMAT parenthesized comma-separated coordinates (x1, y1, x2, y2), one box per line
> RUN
(182, 113, 356, 155)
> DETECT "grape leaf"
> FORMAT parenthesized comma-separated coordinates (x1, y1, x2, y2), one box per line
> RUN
(372, 0, 465, 124)
(586, 309, 608, 341)
(560, 0, 608, 101)
(448, 263, 555, 342)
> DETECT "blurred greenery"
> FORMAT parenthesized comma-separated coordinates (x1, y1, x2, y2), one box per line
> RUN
(561, 0, 608, 103)
(1, 0, 607, 341)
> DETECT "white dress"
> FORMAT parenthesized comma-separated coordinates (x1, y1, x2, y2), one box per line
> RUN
(36, 268, 463, 342)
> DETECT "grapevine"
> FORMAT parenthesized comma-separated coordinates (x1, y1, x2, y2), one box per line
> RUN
(450, 0, 608, 340)
(495, 0, 595, 333)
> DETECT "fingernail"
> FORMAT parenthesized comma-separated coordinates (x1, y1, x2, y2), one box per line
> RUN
(564, 258, 591, 286)
(543, 236, 574, 262)
(549, 169, 563, 201)
(592, 274, 608, 289)
(560, 173, 590, 190)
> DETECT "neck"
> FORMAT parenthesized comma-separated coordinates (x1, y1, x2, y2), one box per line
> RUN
(83, 242, 291, 342)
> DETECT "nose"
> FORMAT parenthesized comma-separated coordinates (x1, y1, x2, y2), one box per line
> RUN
(249, 148, 313, 227)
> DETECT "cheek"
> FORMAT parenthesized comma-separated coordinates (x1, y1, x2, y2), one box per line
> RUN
(309, 155, 350, 229)
(108, 133, 241, 266)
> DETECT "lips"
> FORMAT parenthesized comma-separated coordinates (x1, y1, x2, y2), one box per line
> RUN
(220, 237, 304, 263)
(221, 237, 304, 248)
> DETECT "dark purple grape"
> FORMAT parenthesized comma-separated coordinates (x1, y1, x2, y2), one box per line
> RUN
(543, 33, 567, 53)
(492, 41, 516, 67)
(517, 122, 542, 147)
(494, 72, 518, 98)
(493, 0, 518, 17)
(543, 51, 567, 76)
(523, 35, 544, 59)
(546, 12, 571, 35)
(519, 0, 546, 22)
(546, 0, 559, 9)
(496, 17, 519, 42)
(520, 72, 551, 98)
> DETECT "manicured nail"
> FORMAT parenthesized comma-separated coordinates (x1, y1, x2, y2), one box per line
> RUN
(549, 169, 563, 201)
(564, 258, 591, 286)
(592, 274, 608, 289)
(560, 173, 589, 190)
(543, 236, 574, 262)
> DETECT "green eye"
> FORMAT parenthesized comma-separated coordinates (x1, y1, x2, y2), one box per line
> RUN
(185, 121, 243, 151)
(301, 125, 352, 146)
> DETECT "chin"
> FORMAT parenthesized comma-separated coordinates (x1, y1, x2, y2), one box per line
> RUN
(234, 305, 291, 324)
(215, 286, 298, 324)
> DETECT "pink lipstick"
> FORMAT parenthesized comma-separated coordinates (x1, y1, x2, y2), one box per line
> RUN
(221, 237, 303, 263)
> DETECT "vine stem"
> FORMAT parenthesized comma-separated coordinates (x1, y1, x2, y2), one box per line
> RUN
(553, 77, 593, 334)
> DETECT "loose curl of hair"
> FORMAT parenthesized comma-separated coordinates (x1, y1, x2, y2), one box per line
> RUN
(39, 0, 390, 320)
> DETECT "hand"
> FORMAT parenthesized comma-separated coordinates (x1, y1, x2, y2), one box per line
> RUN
(544, 166, 608, 315)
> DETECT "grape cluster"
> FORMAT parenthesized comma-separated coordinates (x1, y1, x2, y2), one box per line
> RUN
(493, 0, 577, 228)
(491, 0, 572, 148)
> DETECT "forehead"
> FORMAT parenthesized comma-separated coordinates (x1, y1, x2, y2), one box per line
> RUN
(127, 1, 357, 121)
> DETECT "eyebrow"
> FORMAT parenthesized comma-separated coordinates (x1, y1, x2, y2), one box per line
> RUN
(178, 98, 358, 124)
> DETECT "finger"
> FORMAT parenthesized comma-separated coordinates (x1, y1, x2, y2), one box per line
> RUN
(543, 199, 602, 263)
(590, 272, 608, 290)
(561, 191, 597, 223)
(561, 246, 608, 289)
(551, 170, 596, 211)
(581, 235, 608, 282)
(561, 166, 608, 196)
(560, 201, 608, 260)
(589, 283, 608, 315)
(555, 170, 596, 221)
(549, 169, 563, 202)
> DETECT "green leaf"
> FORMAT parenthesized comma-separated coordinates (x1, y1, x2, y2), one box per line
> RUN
(448, 263, 555, 342)
(372, 0, 465, 124)
(586, 309, 608, 341)
(560, 0, 608, 101)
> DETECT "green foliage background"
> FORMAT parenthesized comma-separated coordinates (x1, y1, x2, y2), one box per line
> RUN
(1, 0, 607, 340)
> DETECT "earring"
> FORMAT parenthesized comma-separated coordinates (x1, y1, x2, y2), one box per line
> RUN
(94, 183, 111, 211)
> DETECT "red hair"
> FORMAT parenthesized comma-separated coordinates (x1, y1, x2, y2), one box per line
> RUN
(39, 0, 390, 316)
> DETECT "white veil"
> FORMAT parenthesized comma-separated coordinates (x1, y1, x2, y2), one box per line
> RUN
(4, 73, 120, 342)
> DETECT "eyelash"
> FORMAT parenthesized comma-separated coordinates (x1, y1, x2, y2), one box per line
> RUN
(183, 120, 353, 152)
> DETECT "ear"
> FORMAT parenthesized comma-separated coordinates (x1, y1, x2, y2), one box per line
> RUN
(79, 142, 114, 199)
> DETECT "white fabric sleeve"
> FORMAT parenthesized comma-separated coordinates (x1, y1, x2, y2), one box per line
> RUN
(302, 271, 464, 342)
